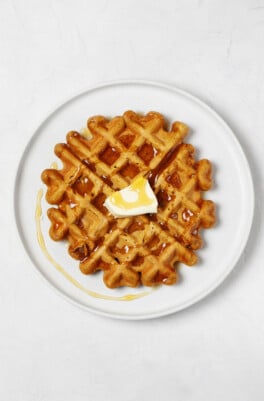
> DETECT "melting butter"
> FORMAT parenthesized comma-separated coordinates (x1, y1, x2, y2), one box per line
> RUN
(104, 176, 158, 217)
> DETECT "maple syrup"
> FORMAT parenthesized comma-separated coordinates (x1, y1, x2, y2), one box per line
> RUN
(35, 189, 151, 301)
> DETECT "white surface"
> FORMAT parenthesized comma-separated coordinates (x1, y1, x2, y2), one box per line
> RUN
(1, 0, 263, 399)
(15, 81, 254, 319)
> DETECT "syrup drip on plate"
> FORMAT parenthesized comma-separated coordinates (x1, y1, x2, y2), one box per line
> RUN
(50, 161, 58, 169)
(35, 188, 153, 302)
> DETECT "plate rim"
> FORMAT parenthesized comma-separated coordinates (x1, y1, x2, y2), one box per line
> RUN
(13, 79, 255, 320)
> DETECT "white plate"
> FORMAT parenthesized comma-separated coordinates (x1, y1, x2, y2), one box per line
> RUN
(14, 81, 254, 320)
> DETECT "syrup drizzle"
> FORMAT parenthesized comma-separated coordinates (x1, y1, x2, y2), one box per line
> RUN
(148, 145, 180, 188)
(50, 161, 58, 169)
(35, 188, 152, 302)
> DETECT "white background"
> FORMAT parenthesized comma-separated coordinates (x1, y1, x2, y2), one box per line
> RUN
(1, 0, 263, 400)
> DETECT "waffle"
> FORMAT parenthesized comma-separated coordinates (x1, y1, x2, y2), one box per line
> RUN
(41, 111, 216, 288)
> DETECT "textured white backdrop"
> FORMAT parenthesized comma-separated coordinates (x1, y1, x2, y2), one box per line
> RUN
(0, 0, 263, 400)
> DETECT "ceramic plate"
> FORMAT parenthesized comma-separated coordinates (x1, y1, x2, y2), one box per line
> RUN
(14, 81, 254, 319)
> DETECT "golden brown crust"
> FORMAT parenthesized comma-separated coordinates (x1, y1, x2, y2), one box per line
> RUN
(41, 111, 216, 288)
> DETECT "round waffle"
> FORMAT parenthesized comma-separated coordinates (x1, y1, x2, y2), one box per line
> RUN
(41, 111, 216, 288)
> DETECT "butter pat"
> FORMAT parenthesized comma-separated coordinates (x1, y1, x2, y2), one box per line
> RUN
(104, 176, 158, 217)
